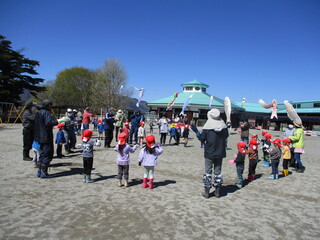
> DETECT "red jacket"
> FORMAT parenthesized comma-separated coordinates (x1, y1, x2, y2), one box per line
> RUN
(82, 110, 93, 124)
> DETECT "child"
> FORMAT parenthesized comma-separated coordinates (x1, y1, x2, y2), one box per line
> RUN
(261, 133, 272, 167)
(251, 134, 258, 140)
(231, 142, 247, 188)
(32, 140, 40, 168)
(114, 133, 138, 187)
(157, 115, 170, 145)
(138, 135, 163, 189)
(92, 118, 98, 131)
(97, 120, 104, 140)
(268, 138, 282, 180)
(149, 121, 154, 133)
(246, 139, 258, 181)
(282, 138, 291, 177)
(55, 123, 66, 158)
(138, 122, 146, 147)
(169, 123, 177, 144)
(121, 122, 130, 142)
(182, 124, 190, 147)
(78, 129, 101, 183)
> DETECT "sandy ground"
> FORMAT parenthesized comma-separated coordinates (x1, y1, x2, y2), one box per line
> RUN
(0, 124, 320, 240)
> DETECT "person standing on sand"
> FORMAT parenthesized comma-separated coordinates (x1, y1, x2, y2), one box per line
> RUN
(22, 102, 35, 161)
(191, 108, 229, 199)
(34, 99, 68, 178)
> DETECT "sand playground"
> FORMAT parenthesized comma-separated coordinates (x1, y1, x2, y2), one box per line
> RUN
(0, 124, 320, 240)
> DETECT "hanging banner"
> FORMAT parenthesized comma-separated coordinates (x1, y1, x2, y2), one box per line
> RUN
(224, 96, 231, 124)
(166, 93, 179, 111)
(258, 99, 278, 119)
(208, 95, 213, 108)
(135, 88, 145, 107)
(180, 94, 193, 115)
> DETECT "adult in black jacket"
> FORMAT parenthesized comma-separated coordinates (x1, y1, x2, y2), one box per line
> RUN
(34, 99, 58, 178)
(191, 108, 229, 198)
(22, 102, 35, 161)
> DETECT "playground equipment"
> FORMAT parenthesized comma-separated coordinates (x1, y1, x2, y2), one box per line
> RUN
(0, 102, 23, 124)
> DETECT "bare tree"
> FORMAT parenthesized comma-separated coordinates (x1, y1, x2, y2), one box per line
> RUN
(91, 59, 132, 113)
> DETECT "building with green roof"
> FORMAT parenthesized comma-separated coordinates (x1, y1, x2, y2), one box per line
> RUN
(147, 80, 320, 130)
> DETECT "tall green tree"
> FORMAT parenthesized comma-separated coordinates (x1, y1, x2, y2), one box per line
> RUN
(52, 67, 93, 108)
(0, 35, 45, 105)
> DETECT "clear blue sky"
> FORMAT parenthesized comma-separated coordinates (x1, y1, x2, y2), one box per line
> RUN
(1, 0, 320, 104)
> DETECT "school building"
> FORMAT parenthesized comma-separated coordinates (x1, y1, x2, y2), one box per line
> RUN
(147, 80, 320, 131)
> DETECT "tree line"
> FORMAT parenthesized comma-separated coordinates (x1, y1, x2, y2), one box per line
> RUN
(0, 35, 133, 113)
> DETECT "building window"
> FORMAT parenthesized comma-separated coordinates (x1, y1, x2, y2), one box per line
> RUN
(202, 88, 206, 92)
(195, 87, 200, 91)
(314, 103, 320, 108)
(185, 87, 193, 91)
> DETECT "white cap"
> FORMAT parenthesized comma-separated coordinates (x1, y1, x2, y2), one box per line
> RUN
(67, 108, 72, 113)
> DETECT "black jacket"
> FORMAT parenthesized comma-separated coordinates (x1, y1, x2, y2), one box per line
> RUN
(34, 107, 58, 144)
(197, 128, 229, 159)
(22, 109, 35, 129)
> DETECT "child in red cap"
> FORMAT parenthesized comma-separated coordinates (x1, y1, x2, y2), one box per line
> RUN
(138, 122, 146, 147)
(229, 142, 247, 188)
(138, 135, 163, 189)
(78, 129, 101, 183)
(282, 138, 291, 177)
(246, 138, 259, 181)
(114, 133, 138, 187)
(235, 142, 247, 188)
(182, 124, 190, 147)
(262, 133, 272, 167)
(268, 138, 282, 179)
(55, 123, 66, 158)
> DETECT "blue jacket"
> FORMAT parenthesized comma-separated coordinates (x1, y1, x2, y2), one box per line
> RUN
(130, 114, 144, 128)
(169, 127, 177, 137)
(55, 130, 66, 144)
(98, 123, 105, 133)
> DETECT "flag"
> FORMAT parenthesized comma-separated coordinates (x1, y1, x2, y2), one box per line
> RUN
(166, 93, 179, 111)
(180, 94, 193, 115)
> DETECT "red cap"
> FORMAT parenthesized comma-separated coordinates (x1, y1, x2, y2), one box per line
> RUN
(145, 135, 156, 148)
(82, 129, 93, 143)
(184, 124, 189, 129)
(251, 134, 257, 139)
(118, 132, 127, 145)
(262, 131, 268, 136)
(282, 138, 291, 144)
(139, 121, 145, 126)
(272, 138, 282, 147)
(57, 123, 65, 129)
(265, 133, 272, 140)
(250, 139, 257, 145)
(237, 142, 247, 153)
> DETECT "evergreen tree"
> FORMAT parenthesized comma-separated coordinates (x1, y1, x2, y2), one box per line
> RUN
(0, 35, 45, 105)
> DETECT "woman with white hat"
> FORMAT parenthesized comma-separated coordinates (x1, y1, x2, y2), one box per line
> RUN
(191, 108, 229, 198)
(115, 109, 126, 141)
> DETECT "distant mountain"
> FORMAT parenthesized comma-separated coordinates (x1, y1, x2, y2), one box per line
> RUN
(126, 97, 149, 113)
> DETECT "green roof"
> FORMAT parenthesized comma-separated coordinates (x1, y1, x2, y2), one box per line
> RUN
(148, 91, 242, 110)
(181, 80, 209, 88)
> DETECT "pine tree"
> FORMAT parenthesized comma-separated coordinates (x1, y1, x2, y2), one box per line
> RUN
(0, 35, 45, 105)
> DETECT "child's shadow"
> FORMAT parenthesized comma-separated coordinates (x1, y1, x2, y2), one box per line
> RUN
(242, 174, 263, 187)
(48, 167, 83, 178)
(154, 180, 176, 188)
(93, 173, 117, 182)
(129, 179, 176, 188)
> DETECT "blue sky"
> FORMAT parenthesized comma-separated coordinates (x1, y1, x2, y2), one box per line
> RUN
(1, 0, 320, 104)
